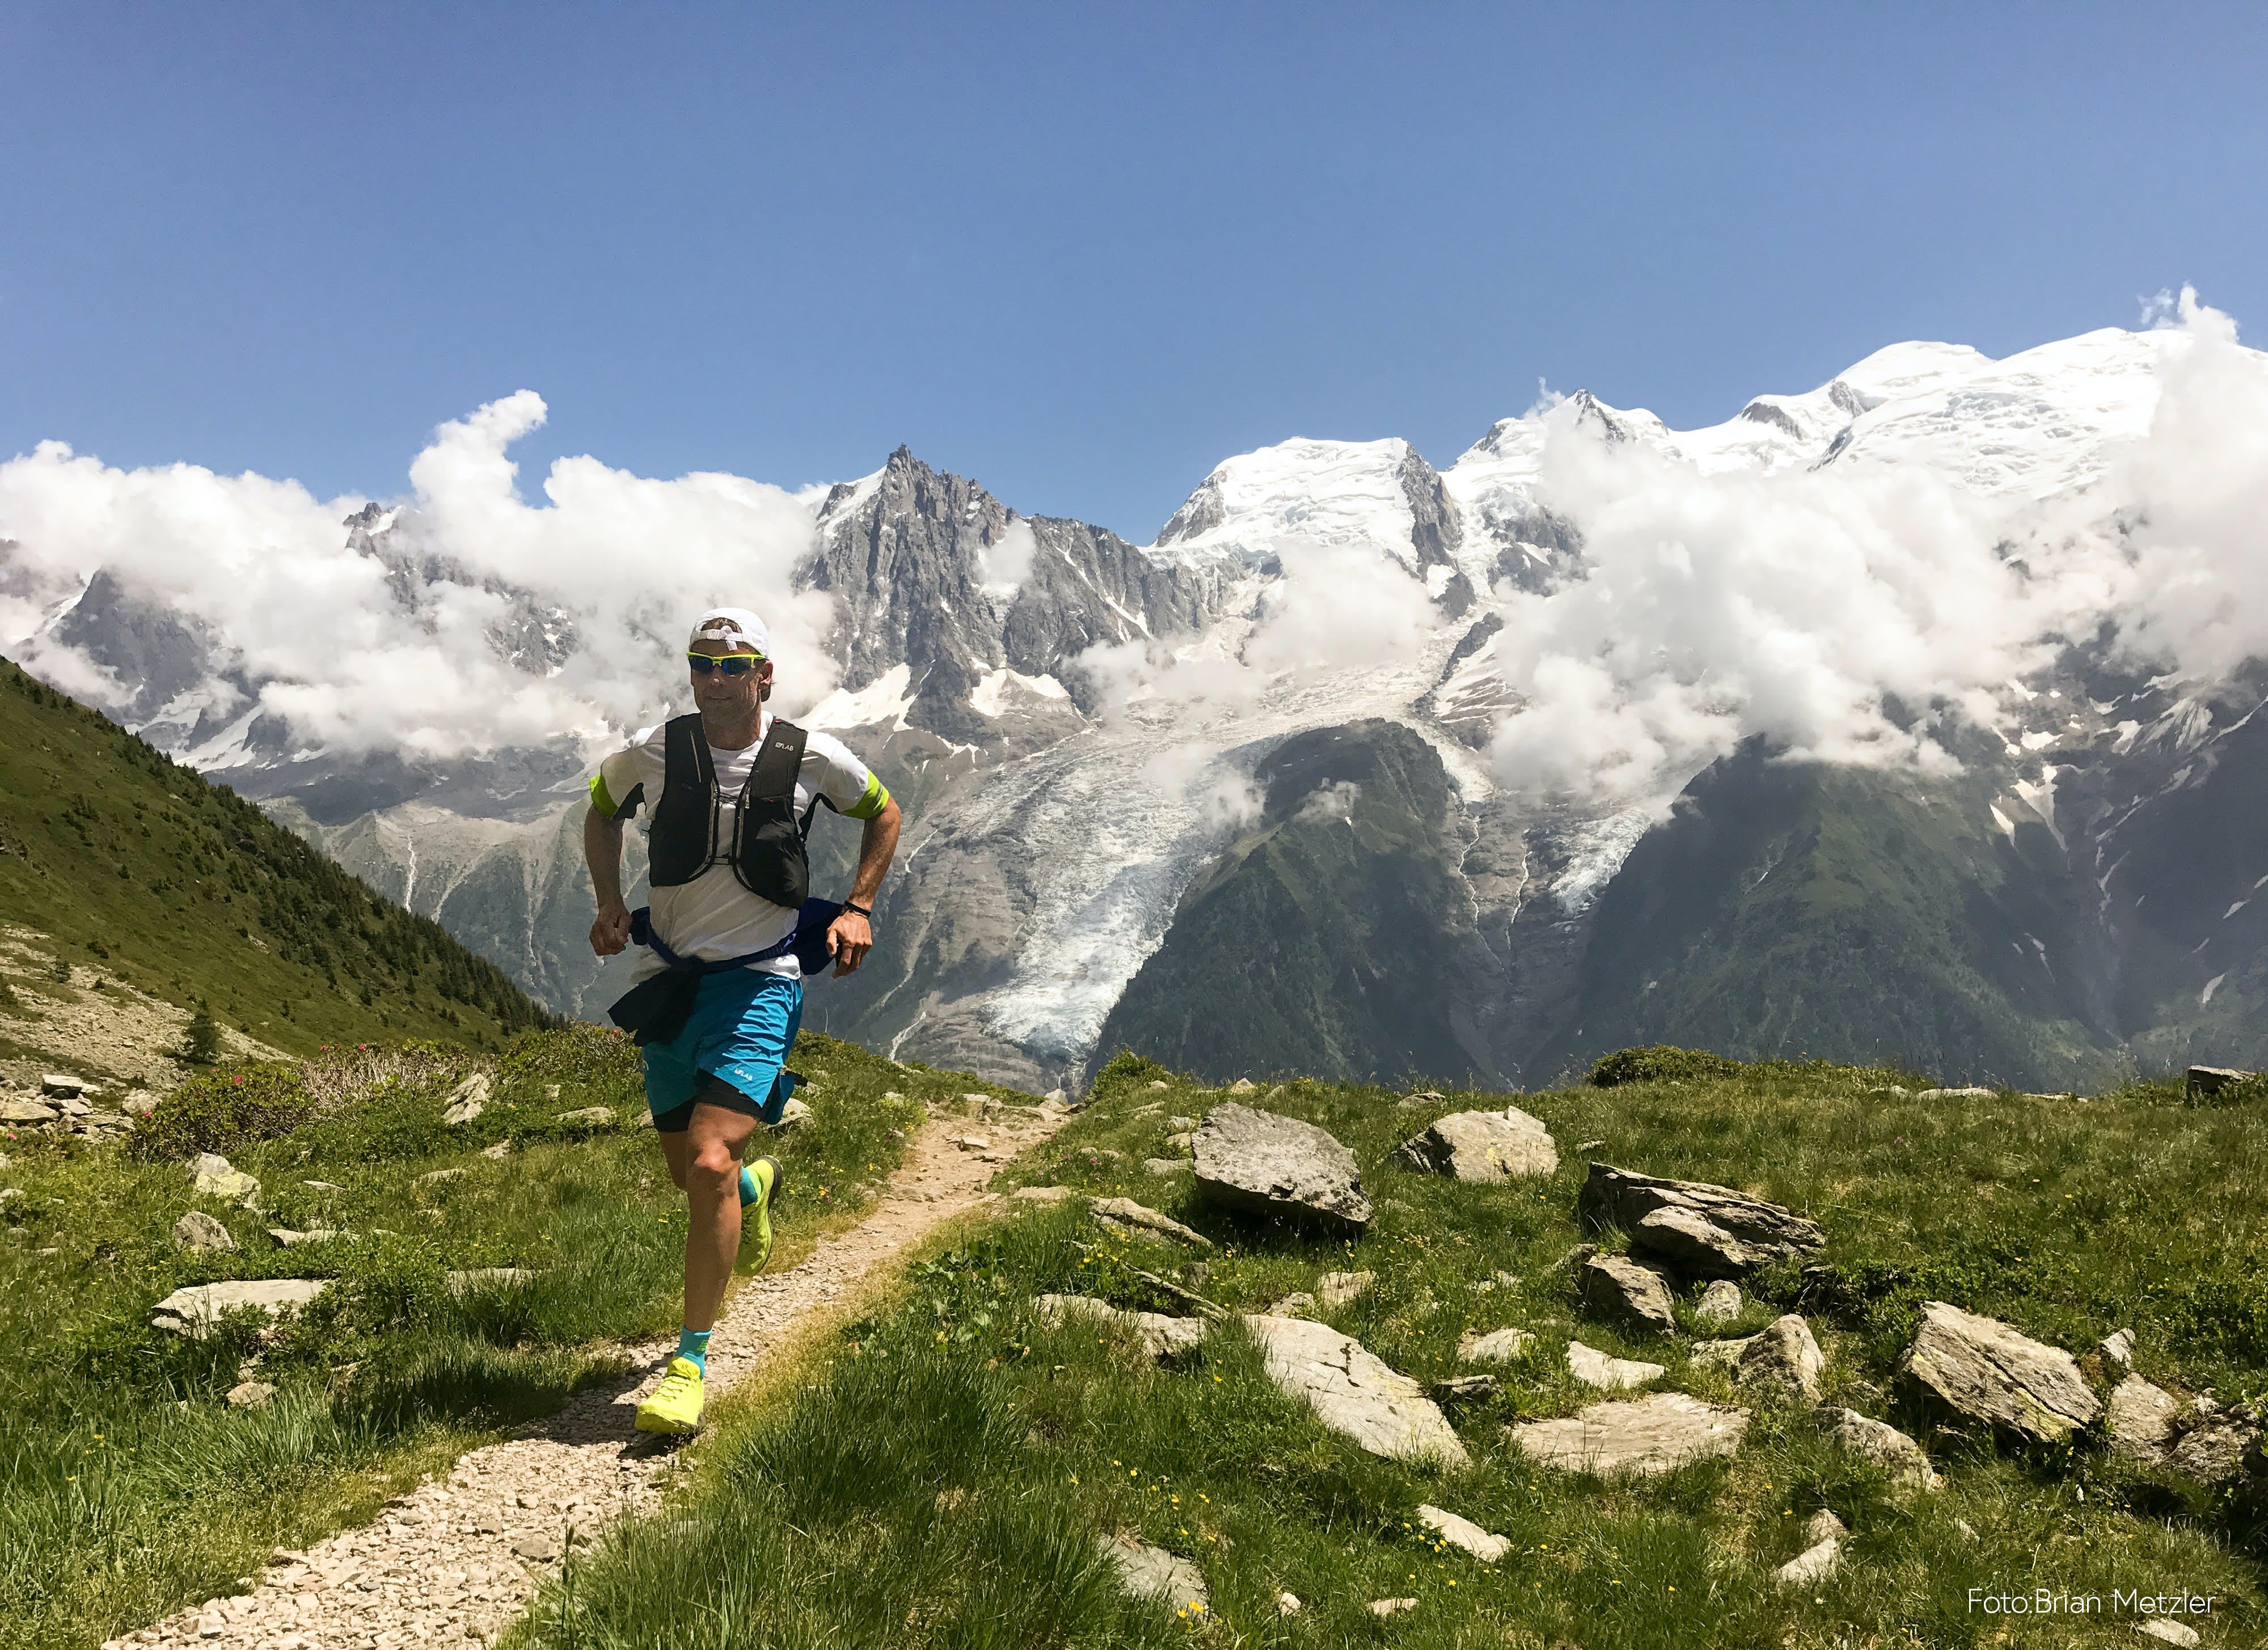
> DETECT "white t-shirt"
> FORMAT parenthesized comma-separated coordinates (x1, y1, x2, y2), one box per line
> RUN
(593, 712, 886, 981)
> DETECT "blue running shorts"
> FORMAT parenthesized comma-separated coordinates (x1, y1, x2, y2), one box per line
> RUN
(640, 970, 803, 1129)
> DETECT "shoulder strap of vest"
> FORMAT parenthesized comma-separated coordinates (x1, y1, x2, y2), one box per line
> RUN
(663, 714, 717, 795)
(749, 718, 806, 801)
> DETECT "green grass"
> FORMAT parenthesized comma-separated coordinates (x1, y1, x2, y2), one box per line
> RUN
(0, 656, 551, 1054)
(517, 1050, 2268, 1648)
(0, 1026, 926, 1649)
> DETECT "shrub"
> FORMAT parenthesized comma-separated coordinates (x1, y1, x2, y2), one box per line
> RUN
(176, 1008, 222, 1065)
(1587, 1044, 1748, 1087)
(127, 1063, 312, 1160)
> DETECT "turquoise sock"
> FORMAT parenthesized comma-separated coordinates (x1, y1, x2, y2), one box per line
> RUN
(676, 1326, 712, 1374)
(738, 1165, 759, 1207)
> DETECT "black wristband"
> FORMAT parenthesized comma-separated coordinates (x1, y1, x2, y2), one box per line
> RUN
(842, 901, 872, 918)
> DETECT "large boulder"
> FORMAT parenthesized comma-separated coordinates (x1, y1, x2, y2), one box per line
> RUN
(1579, 1164, 1824, 1278)
(1192, 1105, 1371, 1232)
(1242, 1314, 1467, 1466)
(2186, 1065, 2255, 1099)
(1817, 1407, 1941, 1491)
(2109, 1376, 2264, 1483)
(1578, 1254, 1677, 1336)
(150, 1278, 329, 1339)
(1896, 1302, 2100, 1444)
(1393, 1107, 1558, 1183)
(1508, 1393, 1750, 1477)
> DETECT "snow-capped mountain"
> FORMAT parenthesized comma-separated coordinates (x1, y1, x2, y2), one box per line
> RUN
(8, 307, 2265, 1090)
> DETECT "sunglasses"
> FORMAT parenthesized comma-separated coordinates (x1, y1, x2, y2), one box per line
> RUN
(686, 652, 765, 676)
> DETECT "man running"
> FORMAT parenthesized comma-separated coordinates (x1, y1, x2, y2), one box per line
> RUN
(584, 607, 901, 1433)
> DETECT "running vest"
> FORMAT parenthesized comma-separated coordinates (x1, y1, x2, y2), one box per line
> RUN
(645, 714, 812, 908)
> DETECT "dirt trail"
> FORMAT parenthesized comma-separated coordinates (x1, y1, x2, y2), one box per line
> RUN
(118, 1103, 1069, 1650)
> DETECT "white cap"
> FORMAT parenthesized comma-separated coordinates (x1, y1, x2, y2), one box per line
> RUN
(687, 607, 770, 655)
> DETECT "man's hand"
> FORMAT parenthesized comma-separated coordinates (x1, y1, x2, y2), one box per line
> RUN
(825, 907, 873, 976)
(590, 899, 632, 958)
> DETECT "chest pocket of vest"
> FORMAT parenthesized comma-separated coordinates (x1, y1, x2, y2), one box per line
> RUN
(647, 714, 812, 907)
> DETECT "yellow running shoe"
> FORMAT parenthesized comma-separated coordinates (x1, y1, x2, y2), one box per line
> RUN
(746, 1156, 782, 1274)
(635, 1356, 706, 1435)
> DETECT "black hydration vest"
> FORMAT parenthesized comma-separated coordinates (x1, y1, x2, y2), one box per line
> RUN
(644, 714, 812, 908)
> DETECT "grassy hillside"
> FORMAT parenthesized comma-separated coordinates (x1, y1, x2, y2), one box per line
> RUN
(523, 1052, 2267, 1648)
(0, 1027, 939, 1649)
(0, 657, 551, 1055)
(1095, 721, 1505, 1087)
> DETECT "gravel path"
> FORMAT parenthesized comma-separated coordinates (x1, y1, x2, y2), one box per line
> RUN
(115, 1102, 1069, 1650)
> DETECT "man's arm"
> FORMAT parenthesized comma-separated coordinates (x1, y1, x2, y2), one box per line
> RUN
(584, 805, 632, 957)
(825, 796, 901, 976)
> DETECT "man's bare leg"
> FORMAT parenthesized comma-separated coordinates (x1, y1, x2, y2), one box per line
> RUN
(678, 1101, 758, 1332)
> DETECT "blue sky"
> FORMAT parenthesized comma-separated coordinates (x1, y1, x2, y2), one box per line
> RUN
(3, 3, 2263, 541)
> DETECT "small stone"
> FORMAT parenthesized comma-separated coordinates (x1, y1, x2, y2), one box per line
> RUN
(512, 1534, 558, 1563)
(302, 1181, 343, 1192)
(1397, 1090, 1446, 1108)
(441, 1072, 489, 1126)
(1315, 1270, 1374, 1307)
(225, 1380, 275, 1410)
(772, 1097, 813, 1128)
(1095, 1533, 1207, 1611)
(268, 1228, 344, 1246)
(480, 1140, 513, 1160)
(1773, 1532, 1840, 1589)
(1089, 1196, 1212, 1247)
(1739, 1315, 1825, 1402)
(172, 1211, 235, 1251)
(40, 1073, 88, 1098)
(1574, 1138, 1606, 1152)
(1035, 1294, 1207, 1359)
(1507, 1392, 1751, 1476)
(188, 1153, 261, 1204)
(2135, 1621, 2202, 1647)
(1369, 1598, 1417, 1617)
(1916, 1086, 1995, 1098)
(1457, 1327, 1534, 1364)
(1816, 1407, 1941, 1491)
(951, 1135, 991, 1152)
(1012, 1185, 1075, 1203)
(1430, 1373, 1500, 1403)
(1579, 1254, 1677, 1336)
(1167, 1115, 1197, 1130)
(1567, 1339, 1665, 1390)
(1227, 1078, 1257, 1095)
(556, 1106, 613, 1127)
(2101, 1327, 2135, 1370)
(1143, 1157, 1184, 1176)
(1276, 1590, 1301, 1615)
(1145, 1080, 1171, 1091)
(1694, 1279, 1742, 1325)
(1417, 1503, 1509, 1561)
(0, 1098, 58, 1123)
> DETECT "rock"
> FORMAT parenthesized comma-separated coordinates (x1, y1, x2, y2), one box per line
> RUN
(772, 1097, 813, 1128)
(1090, 1196, 1213, 1247)
(1, 1098, 57, 1124)
(1398, 1090, 1447, 1108)
(187, 1154, 260, 1205)
(151, 1278, 329, 1339)
(2101, 1327, 2135, 1370)
(480, 1139, 514, 1160)
(2172, 1408, 2261, 1483)
(1191, 1104, 1371, 1232)
(556, 1106, 613, 1127)
(2135, 1619, 2201, 1647)
(301, 1181, 343, 1192)
(447, 1267, 535, 1293)
(1897, 1301, 2100, 1444)
(1242, 1314, 1468, 1466)
(1392, 1107, 1558, 1183)
(1417, 1503, 1509, 1562)
(1816, 1407, 1941, 1491)
(441, 1073, 489, 1126)
(1163, 1132, 1194, 1150)
(1035, 1294, 1207, 1359)
(225, 1380, 275, 1410)
(1917, 1086, 1995, 1099)
(1096, 1533, 1207, 1613)
(1739, 1315, 1825, 1401)
(1632, 1205, 1781, 1275)
(266, 1228, 345, 1245)
(1276, 1590, 1301, 1615)
(1508, 1392, 1751, 1477)
(1574, 1138, 1606, 1152)
(513, 1534, 559, 1563)
(40, 1073, 87, 1098)
(2185, 1064, 2254, 1099)
(1315, 1270, 1374, 1307)
(1012, 1185, 1075, 1203)
(1695, 1279, 1743, 1325)
(1431, 1374, 1500, 1403)
(1369, 1598, 1417, 1617)
(1044, 1088, 1068, 1104)
(951, 1135, 992, 1152)
(2108, 1375, 2183, 1463)
(1167, 1115, 1197, 1129)
(1457, 1327, 1535, 1364)
(1578, 1254, 1677, 1336)
(1568, 1340, 1664, 1390)
(1227, 1078, 1257, 1095)
(1579, 1164, 1825, 1277)
(1774, 1524, 1842, 1589)
(1143, 1158, 1184, 1177)
(172, 1211, 235, 1251)
(1265, 1292, 1316, 1318)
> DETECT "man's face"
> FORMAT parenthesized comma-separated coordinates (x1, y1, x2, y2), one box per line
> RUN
(690, 639, 771, 717)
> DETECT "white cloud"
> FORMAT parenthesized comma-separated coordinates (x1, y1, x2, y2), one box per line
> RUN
(0, 394, 834, 760)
